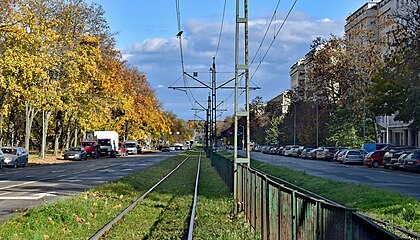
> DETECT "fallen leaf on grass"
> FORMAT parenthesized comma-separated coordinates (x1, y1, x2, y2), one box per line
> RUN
(72, 213, 85, 222)
(113, 204, 122, 209)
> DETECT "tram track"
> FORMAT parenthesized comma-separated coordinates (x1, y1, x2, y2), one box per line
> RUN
(90, 152, 202, 239)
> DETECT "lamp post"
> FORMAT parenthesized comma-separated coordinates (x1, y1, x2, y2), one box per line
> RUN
(239, 125, 245, 150)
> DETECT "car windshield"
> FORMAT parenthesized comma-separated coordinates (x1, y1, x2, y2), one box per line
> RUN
(82, 142, 95, 147)
(2, 148, 17, 154)
(98, 139, 111, 146)
(125, 143, 136, 148)
(70, 147, 82, 151)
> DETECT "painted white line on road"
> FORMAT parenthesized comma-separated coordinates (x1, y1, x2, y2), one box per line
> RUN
(121, 169, 133, 171)
(58, 179, 82, 182)
(0, 192, 57, 200)
(98, 169, 115, 172)
(0, 181, 36, 191)
(52, 170, 65, 173)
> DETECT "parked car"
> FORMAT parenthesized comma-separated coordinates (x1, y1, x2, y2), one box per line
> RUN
(314, 147, 327, 160)
(336, 149, 348, 163)
(161, 146, 170, 152)
(341, 149, 366, 164)
(124, 140, 138, 155)
(2, 146, 29, 168)
(363, 150, 387, 168)
(0, 149, 4, 169)
(300, 147, 315, 159)
(403, 151, 420, 172)
(81, 140, 99, 159)
(307, 148, 320, 159)
(390, 151, 413, 170)
(63, 147, 87, 161)
(283, 145, 300, 156)
(261, 146, 272, 154)
(318, 147, 338, 161)
(383, 146, 419, 169)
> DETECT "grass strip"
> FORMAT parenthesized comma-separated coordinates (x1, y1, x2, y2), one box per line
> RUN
(105, 152, 259, 239)
(245, 156, 420, 235)
(0, 151, 258, 239)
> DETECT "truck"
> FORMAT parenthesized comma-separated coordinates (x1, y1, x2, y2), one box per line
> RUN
(94, 131, 119, 158)
(362, 143, 394, 153)
(124, 140, 138, 155)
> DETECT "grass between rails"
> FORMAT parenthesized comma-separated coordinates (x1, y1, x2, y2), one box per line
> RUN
(0, 151, 258, 239)
(104, 152, 259, 239)
(238, 154, 420, 235)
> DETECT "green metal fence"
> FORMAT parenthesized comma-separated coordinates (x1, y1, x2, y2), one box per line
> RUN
(208, 150, 401, 240)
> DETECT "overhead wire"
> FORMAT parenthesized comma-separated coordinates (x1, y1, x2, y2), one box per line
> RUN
(214, 0, 227, 59)
(249, 0, 282, 69)
(175, 0, 198, 110)
(250, 0, 298, 81)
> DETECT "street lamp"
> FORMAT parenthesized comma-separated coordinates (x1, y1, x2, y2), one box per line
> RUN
(239, 125, 245, 150)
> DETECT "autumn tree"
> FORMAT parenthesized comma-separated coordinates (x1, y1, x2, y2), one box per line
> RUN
(369, 0, 420, 128)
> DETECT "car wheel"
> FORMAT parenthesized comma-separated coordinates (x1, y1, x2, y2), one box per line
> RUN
(23, 159, 28, 167)
(372, 161, 380, 168)
(13, 160, 18, 168)
(0, 160, 3, 169)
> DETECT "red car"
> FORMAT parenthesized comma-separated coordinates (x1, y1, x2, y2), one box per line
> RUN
(364, 150, 387, 168)
(81, 140, 99, 159)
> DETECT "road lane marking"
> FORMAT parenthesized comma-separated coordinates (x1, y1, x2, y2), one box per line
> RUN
(0, 181, 36, 191)
(0, 192, 57, 200)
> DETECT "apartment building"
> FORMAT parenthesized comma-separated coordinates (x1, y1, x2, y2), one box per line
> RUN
(345, 0, 419, 146)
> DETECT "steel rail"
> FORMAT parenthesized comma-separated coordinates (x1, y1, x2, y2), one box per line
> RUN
(187, 152, 202, 240)
(90, 154, 193, 240)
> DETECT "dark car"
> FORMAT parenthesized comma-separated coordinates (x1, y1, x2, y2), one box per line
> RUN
(383, 147, 419, 169)
(64, 147, 87, 161)
(300, 147, 315, 159)
(0, 149, 4, 169)
(391, 151, 414, 170)
(321, 147, 339, 161)
(363, 150, 387, 168)
(403, 151, 420, 172)
(2, 147, 29, 168)
(161, 146, 170, 152)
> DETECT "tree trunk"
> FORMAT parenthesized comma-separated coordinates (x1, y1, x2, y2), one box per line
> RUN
(53, 111, 63, 156)
(41, 111, 52, 154)
(65, 117, 72, 150)
(73, 121, 78, 147)
(6, 109, 15, 146)
(25, 102, 38, 152)
(0, 114, 3, 147)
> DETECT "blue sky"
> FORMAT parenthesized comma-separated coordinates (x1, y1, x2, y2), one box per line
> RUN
(90, 0, 369, 120)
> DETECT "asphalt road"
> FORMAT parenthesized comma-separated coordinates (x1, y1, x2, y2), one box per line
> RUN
(240, 150, 420, 200)
(0, 152, 178, 221)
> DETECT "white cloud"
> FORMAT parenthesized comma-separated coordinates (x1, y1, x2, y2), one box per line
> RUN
(122, 11, 344, 119)
(319, 18, 334, 23)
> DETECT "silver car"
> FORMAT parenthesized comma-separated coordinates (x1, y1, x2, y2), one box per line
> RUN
(0, 149, 4, 169)
(2, 147, 29, 168)
(341, 149, 366, 164)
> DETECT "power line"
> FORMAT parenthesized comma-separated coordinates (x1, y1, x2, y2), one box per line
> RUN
(250, 0, 298, 81)
(214, 0, 227, 58)
(249, 0, 282, 69)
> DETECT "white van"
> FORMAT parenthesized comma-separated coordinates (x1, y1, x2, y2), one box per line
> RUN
(124, 140, 138, 155)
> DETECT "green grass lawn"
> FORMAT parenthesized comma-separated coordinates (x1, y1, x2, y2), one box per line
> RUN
(248, 157, 420, 235)
(0, 151, 259, 239)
